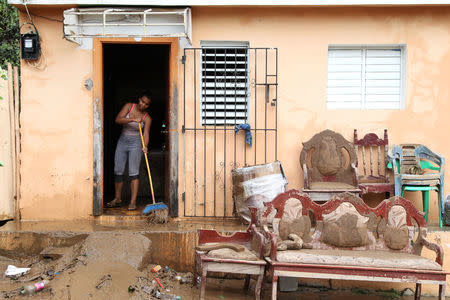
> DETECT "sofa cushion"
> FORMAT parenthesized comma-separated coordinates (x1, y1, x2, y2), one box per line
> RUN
(321, 202, 369, 247)
(276, 249, 442, 271)
(207, 247, 260, 261)
(384, 205, 410, 250)
(279, 198, 311, 242)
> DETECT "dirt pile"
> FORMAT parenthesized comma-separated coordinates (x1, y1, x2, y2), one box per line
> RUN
(0, 232, 197, 299)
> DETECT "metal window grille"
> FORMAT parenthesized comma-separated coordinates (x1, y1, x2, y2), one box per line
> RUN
(201, 47, 249, 126)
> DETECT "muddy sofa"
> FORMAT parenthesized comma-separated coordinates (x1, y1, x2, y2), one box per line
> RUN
(194, 209, 266, 300)
(258, 190, 446, 300)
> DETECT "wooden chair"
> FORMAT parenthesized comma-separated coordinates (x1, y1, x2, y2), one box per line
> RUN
(353, 129, 394, 198)
(194, 208, 266, 300)
(300, 129, 360, 201)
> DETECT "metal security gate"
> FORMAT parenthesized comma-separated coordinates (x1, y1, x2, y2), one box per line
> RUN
(182, 47, 278, 217)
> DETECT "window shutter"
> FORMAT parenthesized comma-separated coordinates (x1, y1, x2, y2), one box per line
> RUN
(201, 46, 249, 125)
(327, 47, 404, 110)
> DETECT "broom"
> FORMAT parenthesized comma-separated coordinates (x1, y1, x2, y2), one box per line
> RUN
(138, 123, 169, 223)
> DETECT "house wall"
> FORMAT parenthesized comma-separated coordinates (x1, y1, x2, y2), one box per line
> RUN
(17, 6, 450, 224)
(180, 6, 450, 222)
(18, 8, 94, 219)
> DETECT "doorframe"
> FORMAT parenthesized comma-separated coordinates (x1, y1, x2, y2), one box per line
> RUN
(92, 37, 179, 217)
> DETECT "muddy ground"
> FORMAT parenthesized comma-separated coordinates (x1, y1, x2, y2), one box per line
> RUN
(0, 231, 440, 299)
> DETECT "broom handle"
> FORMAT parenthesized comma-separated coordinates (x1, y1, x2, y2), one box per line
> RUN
(138, 122, 156, 204)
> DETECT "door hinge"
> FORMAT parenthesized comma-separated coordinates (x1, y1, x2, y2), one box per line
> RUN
(182, 125, 185, 133)
(182, 192, 185, 203)
(181, 55, 186, 64)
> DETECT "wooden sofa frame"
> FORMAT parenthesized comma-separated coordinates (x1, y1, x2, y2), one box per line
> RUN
(195, 208, 266, 300)
(260, 189, 446, 300)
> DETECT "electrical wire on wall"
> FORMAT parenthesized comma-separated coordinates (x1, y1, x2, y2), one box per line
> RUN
(20, 1, 46, 70)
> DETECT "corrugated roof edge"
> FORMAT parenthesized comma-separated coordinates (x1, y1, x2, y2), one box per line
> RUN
(7, 0, 450, 6)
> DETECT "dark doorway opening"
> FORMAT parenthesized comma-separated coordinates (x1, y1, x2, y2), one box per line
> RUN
(103, 44, 170, 214)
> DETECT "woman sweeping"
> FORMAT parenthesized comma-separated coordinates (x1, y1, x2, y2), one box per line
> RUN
(107, 92, 152, 210)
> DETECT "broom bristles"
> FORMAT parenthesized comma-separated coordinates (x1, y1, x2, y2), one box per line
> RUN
(146, 208, 169, 224)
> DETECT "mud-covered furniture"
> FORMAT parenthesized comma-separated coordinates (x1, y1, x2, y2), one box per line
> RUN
(390, 144, 445, 227)
(300, 129, 360, 201)
(353, 129, 394, 197)
(195, 208, 266, 300)
(259, 189, 446, 300)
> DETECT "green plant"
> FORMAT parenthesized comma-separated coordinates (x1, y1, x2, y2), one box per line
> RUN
(0, 0, 20, 69)
(0, 69, 7, 100)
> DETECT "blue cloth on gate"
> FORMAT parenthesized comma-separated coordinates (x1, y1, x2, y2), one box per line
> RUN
(235, 124, 252, 147)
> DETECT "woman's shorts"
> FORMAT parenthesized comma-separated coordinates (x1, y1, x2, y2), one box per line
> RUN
(114, 134, 142, 182)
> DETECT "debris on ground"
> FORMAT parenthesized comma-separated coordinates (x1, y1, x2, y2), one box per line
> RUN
(95, 274, 112, 289)
(4, 265, 30, 279)
(402, 288, 414, 296)
(0, 234, 198, 299)
(20, 279, 50, 295)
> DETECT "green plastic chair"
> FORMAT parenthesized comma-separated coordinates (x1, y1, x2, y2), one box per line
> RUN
(388, 148, 445, 227)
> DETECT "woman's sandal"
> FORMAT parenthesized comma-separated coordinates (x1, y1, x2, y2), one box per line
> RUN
(106, 198, 122, 208)
(127, 203, 137, 211)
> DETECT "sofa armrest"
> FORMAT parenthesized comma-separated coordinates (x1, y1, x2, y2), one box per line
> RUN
(250, 224, 266, 259)
(419, 237, 444, 266)
(263, 225, 278, 261)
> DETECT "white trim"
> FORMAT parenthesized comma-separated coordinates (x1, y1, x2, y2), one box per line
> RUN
(8, 0, 450, 6)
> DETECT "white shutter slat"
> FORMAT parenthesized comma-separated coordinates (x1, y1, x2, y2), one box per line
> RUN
(202, 82, 247, 88)
(203, 90, 247, 96)
(327, 79, 362, 87)
(366, 87, 400, 95)
(327, 87, 362, 95)
(365, 79, 401, 87)
(328, 65, 362, 72)
(202, 111, 247, 118)
(203, 104, 247, 110)
(327, 72, 362, 80)
(366, 57, 401, 65)
(366, 49, 401, 57)
(328, 57, 363, 65)
(203, 119, 247, 125)
(328, 49, 362, 58)
(365, 72, 400, 80)
(203, 98, 247, 103)
(366, 64, 401, 72)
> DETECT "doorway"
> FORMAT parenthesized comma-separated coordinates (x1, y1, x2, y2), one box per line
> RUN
(102, 44, 170, 214)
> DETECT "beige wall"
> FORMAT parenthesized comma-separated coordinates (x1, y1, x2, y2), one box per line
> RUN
(180, 6, 450, 222)
(19, 8, 93, 219)
(17, 6, 450, 223)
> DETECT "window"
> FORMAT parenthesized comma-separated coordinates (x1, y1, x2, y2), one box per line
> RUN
(327, 46, 405, 110)
(201, 41, 249, 125)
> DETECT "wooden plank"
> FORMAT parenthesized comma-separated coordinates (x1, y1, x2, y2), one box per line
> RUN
(205, 262, 263, 274)
(273, 270, 445, 285)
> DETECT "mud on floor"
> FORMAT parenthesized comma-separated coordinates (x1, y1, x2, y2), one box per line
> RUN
(0, 234, 197, 300)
